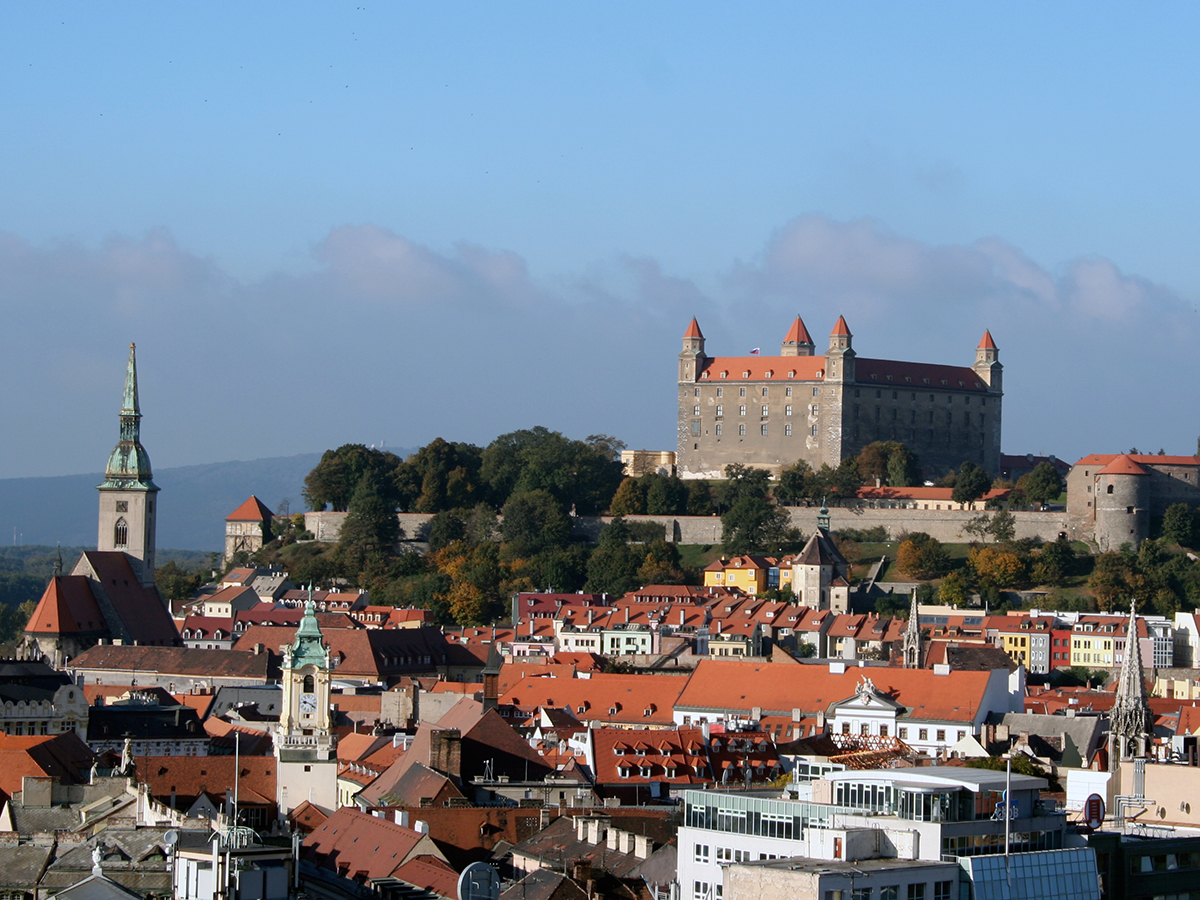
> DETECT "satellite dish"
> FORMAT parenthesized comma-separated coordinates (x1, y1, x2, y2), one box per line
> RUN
(457, 862, 500, 900)
(163, 830, 179, 847)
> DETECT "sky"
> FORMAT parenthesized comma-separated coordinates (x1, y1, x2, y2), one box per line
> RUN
(3, 3, 1199, 478)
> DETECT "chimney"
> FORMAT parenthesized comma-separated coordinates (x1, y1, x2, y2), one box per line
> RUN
(428, 728, 462, 779)
(572, 861, 592, 884)
(680, 609, 685, 625)
(624, 607, 629, 623)
(633, 834, 651, 859)
(588, 819, 605, 845)
(606, 826, 619, 851)
(577, 818, 589, 842)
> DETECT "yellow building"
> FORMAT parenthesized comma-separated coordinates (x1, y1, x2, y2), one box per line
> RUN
(703, 555, 771, 594)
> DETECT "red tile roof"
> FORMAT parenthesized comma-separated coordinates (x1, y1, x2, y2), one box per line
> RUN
(978, 330, 997, 350)
(134, 754, 277, 807)
(856, 486, 1010, 502)
(699, 356, 827, 382)
(75, 551, 181, 645)
(831, 316, 851, 336)
(1096, 454, 1149, 476)
(855, 358, 987, 391)
(683, 318, 703, 339)
(226, 496, 274, 522)
(0, 732, 96, 794)
(501, 673, 685, 727)
(304, 807, 439, 880)
(393, 855, 459, 899)
(676, 659, 993, 723)
(25, 577, 107, 635)
(1074, 453, 1200, 468)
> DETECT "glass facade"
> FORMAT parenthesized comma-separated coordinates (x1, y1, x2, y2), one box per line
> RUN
(959, 848, 1099, 900)
(682, 790, 858, 838)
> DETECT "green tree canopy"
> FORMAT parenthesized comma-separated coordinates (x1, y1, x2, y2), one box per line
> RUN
(721, 496, 793, 556)
(1162, 503, 1198, 548)
(393, 438, 483, 513)
(608, 477, 648, 516)
(645, 474, 689, 515)
(499, 490, 571, 556)
(951, 461, 992, 505)
(585, 517, 642, 597)
(481, 427, 624, 514)
(303, 444, 402, 511)
(1017, 462, 1064, 508)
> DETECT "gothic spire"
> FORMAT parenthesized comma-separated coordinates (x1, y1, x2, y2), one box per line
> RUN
(100, 344, 157, 490)
(1109, 599, 1151, 767)
(902, 588, 922, 668)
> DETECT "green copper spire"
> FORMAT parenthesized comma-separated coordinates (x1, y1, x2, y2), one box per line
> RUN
(100, 343, 158, 491)
(288, 598, 329, 668)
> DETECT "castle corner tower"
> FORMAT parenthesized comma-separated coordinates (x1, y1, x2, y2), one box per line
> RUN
(96, 344, 159, 589)
(780, 316, 815, 357)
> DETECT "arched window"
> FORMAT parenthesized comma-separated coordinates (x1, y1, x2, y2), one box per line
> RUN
(114, 518, 128, 547)
(1106, 484, 1114, 494)
(303, 674, 315, 693)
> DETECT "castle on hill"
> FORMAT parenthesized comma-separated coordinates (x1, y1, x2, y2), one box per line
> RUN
(676, 316, 1003, 478)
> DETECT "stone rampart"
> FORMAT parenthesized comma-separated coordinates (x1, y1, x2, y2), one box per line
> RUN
(306, 507, 1068, 548)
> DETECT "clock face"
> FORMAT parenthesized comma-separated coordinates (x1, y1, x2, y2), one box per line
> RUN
(300, 693, 317, 713)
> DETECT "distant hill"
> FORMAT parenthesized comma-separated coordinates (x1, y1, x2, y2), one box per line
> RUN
(0, 452, 352, 552)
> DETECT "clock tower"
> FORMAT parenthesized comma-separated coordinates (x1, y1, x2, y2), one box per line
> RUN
(275, 599, 338, 816)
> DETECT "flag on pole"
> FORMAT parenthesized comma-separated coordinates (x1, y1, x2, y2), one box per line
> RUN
(749, 348, 760, 355)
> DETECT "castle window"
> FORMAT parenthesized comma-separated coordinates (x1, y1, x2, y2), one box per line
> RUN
(717, 387, 723, 397)
(785, 405, 792, 416)
(964, 396, 970, 405)
(811, 425, 818, 436)
(693, 406, 700, 415)
(738, 425, 746, 436)
(854, 389, 860, 397)
(715, 425, 722, 436)
(720, 371, 727, 378)
(740, 388, 746, 397)
(694, 388, 700, 397)
(761, 425, 768, 436)
(114, 518, 128, 547)
(739, 405, 746, 416)
(691, 421, 701, 436)
(761, 405, 768, 417)
(785, 425, 792, 436)
(743, 371, 750, 378)
(875, 390, 881, 398)
(788, 371, 795, 379)
(762, 387, 769, 396)
(1107, 485, 1114, 494)
(716, 405, 723, 417)
(785, 387, 792, 396)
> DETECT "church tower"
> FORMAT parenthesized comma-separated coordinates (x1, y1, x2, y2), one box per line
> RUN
(780, 316, 815, 357)
(276, 598, 338, 814)
(96, 344, 159, 588)
(1108, 600, 1151, 770)
(902, 588, 922, 668)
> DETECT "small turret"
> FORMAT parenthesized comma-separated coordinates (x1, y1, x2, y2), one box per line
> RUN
(1108, 600, 1151, 768)
(902, 588, 922, 668)
(679, 317, 707, 383)
(973, 330, 1002, 391)
(780, 316, 815, 357)
(825, 316, 855, 383)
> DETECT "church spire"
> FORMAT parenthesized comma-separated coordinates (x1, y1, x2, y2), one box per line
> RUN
(902, 588, 922, 668)
(102, 344, 157, 490)
(1109, 599, 1151, 769)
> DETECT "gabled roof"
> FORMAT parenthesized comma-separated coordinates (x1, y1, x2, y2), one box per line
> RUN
(304, 808, 439, 880)
(25, 577, 107, 635)
(855, 358, 988, 391)
(225, 496, 274, 522)
(134, 755, 277, 808)
(501, 674, 685, 727)
(676, 660, 994, 723)
(0, 732, 96, 794)
(67, 645, 272, 680)
(72, 552, 180, 646)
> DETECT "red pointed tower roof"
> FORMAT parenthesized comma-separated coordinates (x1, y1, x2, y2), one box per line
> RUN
(683, 318, 704, 339)
(226, 495, 275, 522)
(831, 316, 852, 336)
(978, 330, 997, 350)
(783, 316, 813, 345)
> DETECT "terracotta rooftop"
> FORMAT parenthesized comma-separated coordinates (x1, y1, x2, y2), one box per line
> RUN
(25, 577, 107, 635)
(225, 496, 274, 522)
(831, 316, 851, 336)
(978, 330, 996, 350)
(67, 644, 272, 680)
(1074, 453, 1200, 468)
(783, 316, 814, 345)
(1096, 454, 1150, 476)
(683, 318, 704, 339)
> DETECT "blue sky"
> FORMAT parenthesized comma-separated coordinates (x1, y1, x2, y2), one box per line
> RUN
(3, 3, 1198, 478)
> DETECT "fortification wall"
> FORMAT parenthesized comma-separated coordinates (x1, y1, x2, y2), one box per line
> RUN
(305, 507, 1068, 547)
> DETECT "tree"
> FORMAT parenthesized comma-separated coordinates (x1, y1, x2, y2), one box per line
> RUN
(969, 546, 1026, 588)
(645, 474, 689, 515)
(952, 461, 992, 505)
(963, 513, 992, 544)
(1031, 538, 1074, 586)
(721, 497, 791, 556)
(988, 510, 1016, 544)
(937, 570, 969, 607)
(608, 478, 648, 516)
(896, 533, 950, 580)
(686, 481, 714, 516)
(777, 460, 813, 506)
(499, 490, 571, 556)
(338, 471, 402, 577)
(1017, 462, 1064, 508)
(1162, 503, 1198, 548)
(393, 438, 484, 513)
(481, 427, 624, 514)
(155, 560, 205, 608)
(1087, 551, 1132, 612)
(716, 464, 771, 512)
(585, 518, 642, 596)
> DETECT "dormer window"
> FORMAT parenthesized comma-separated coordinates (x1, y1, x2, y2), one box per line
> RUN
(720, 371, 727, 379)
